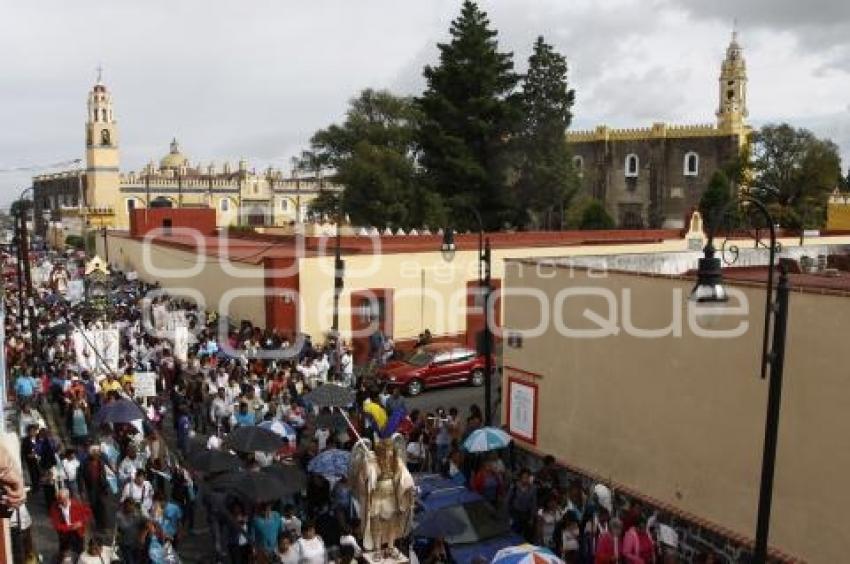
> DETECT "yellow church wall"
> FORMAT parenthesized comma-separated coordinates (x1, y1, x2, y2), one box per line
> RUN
(827, 202, 850, 230)
(295, 238, 693, 343)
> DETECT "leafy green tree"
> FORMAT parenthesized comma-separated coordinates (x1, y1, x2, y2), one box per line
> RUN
(417, 0, 520, 231)
(301, 89, 443, 228)
(750, 123, 842, 228)
(514, 36, 577, 230)
(699, 171, 733, 233)
(307, 189, 341, 220)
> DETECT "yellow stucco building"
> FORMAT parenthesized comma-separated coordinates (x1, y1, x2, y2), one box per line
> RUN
(33, 76, 337, 237)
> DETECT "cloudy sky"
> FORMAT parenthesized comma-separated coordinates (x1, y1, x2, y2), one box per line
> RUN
(1, 0, 849, 205)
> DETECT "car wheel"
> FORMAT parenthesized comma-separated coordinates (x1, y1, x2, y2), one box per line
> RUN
(406, 379, 424, 396)
(470, 368, 485, 387)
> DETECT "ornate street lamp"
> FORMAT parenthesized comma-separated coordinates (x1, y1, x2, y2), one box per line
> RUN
(690, 196, 790, 564)
(439, 208, 494, 426)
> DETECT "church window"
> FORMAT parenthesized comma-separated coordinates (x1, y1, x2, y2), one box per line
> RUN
(572, 156, 584, 175)
(281, 199, 289, 211)
(101, 129, 111, 146)
(624, 154, 639, 178)
(101, 109, 107, 121)
(684, 152, 699, 176)
(220, 198, 230, 212)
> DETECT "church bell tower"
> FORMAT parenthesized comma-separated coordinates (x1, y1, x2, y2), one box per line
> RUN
(84, 68, 121, 225)
(716, 30, 748, 132)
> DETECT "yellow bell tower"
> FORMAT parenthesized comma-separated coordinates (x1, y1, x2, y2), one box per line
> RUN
(716, 30, 748, 134)
(84, 68, 122, 227)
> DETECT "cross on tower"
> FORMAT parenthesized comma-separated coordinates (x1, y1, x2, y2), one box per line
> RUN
(96, 64, 103, 84)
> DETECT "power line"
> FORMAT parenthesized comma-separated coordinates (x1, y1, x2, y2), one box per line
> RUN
(0, 158, 82, 175)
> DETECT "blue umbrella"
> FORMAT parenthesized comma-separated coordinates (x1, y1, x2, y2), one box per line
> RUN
(258, 420, 296, 443)
(307, 448, 351, 477)
(94, 398, 146, 424)
(413, 508, 469, 538)
(462, 427, 513, 453)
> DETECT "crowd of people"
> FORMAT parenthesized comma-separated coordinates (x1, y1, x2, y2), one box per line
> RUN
(2, 249, 722, 564)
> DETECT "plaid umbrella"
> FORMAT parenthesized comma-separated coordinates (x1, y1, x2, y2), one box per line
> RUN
(302, 383, 355, 408)
(307, 448, 351, 477)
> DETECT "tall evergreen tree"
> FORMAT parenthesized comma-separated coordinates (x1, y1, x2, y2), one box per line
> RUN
(417, 0, 520, 231)
(699, 170, 733, 232)
(515, 36, 577, 229)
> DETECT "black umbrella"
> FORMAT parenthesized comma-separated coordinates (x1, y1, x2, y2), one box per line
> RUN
(302, 383, 355, 408)
(188, 449, 242, 474)
(413, 508, 469, 538)
(94, 398, 146, 424)
(260, 463, 307, 495)
(223, 426, 285, 453)
(43, 322, 73, 336)
(210, 470, 292, 504)
(315, 412, 348, 431)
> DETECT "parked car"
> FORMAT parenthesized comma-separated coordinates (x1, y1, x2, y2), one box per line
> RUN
(413, 474, 523, 564)
(376, 343, 488, 396)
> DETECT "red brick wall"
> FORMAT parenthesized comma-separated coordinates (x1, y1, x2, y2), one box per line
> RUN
(129, 208, 217, 238)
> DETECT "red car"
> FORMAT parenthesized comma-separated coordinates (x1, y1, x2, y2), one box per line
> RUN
(378, 343, 487, 396)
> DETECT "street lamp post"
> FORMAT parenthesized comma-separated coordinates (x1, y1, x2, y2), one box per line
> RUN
(691, 197, 790, 564)
(440, 211, 494, 426)
(331, 193, 345, 378)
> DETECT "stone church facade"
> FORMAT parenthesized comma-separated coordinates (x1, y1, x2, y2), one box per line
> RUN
(33, 76, 336, 236)
(567, 32, 751, 229)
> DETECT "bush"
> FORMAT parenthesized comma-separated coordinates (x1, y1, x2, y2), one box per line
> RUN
(65, 235, 85, 249)
(579, 199, 615, 230)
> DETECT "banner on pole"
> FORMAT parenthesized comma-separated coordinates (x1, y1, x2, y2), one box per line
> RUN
(133, 372, 157, 399)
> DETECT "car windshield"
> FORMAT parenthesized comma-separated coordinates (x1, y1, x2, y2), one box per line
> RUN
(440, 500, 511, 545)
(406, 350, 433, 367)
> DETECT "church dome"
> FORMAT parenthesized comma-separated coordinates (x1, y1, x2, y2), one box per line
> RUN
(160, 138, 188, 170)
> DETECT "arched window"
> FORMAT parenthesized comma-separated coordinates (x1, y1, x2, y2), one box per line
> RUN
(101, 129, 111, 146)
(101, 109, 107, 121)
(572, 155, 584, 173)
(624, 154, 639, 178)
(280, 199, 289, 211)
(220, 198, 230, 212)
(684, 152, 699, 176)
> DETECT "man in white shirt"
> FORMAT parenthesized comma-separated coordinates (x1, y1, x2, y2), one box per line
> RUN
(117, 447, 144, 486)
(18, 404, 45, 438)
(210, 388, 233, 432)
(314, 426, 330, 452)
(340, 349, 354, 387)
(120, 469, 153, 516)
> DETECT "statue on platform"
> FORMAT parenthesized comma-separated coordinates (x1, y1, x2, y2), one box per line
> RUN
(349, 435, 415, 561)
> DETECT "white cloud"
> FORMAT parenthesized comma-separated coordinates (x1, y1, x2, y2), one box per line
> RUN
(1, 0, 849, 205)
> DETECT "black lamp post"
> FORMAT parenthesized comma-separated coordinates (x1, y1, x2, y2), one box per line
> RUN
(691, 197, 790, 564)
(331, 193, 344, 378)
(440, 213, 494, 426)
